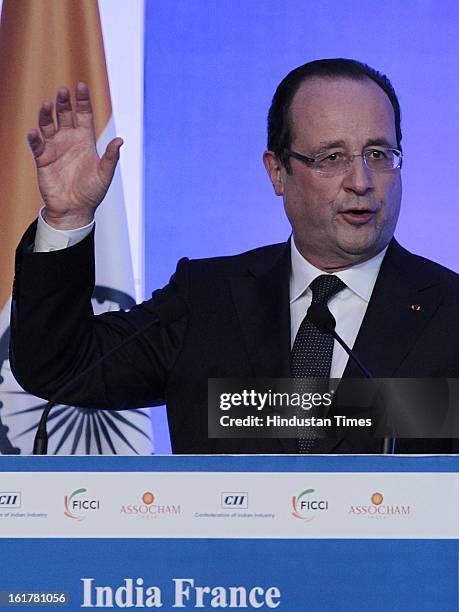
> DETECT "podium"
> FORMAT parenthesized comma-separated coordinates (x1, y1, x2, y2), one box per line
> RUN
(0, 455, 458, 610)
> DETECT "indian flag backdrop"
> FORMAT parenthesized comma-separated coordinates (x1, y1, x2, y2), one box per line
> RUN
(0, 0, 153, 454)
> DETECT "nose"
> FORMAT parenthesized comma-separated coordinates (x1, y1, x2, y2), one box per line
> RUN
(342, 155, 374, 195)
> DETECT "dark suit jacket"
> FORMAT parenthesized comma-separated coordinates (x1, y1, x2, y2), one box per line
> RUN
(10, 223, 459, 454)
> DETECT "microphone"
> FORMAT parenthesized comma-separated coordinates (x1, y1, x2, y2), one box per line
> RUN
(33, 294, 188, 455)
(306, 302, 396, 454)
(306, 303, 375, 380)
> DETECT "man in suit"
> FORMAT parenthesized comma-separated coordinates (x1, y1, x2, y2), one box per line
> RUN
(10, 59, 459, 453)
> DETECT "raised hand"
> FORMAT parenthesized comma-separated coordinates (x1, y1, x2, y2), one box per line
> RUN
(27, 83, 123, 229)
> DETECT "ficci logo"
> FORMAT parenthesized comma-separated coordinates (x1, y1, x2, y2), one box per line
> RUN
(292, 488, 329, 522)
(64, 488, 100, 521)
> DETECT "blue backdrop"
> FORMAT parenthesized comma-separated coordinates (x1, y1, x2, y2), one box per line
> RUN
(143, 1, 459, 450)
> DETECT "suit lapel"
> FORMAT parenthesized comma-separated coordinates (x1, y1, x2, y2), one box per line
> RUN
(343, 239, 444, 379)
(317, 241, 445, 454)
(230, 242, 296, 453)
(230, 243, 291, 378)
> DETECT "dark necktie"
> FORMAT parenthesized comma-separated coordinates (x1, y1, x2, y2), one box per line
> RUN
(290, 274, 346, 452)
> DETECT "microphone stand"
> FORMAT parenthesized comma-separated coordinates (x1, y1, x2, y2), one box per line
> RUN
(306, 303, 396, 455)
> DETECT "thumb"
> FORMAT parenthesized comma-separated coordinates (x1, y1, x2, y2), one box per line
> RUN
(27, 129, 45, 159)
(99, 137, 123, 183)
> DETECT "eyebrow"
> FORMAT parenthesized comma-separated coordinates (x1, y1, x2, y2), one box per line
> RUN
(363, 138, 396, 148)
(316, 138, 396, 150)
(317, 140, 346, 149)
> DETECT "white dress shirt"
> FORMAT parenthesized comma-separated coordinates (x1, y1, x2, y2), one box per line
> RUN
(34, 214, 386, 379)
(34, 209, 94, 252)
(290, 238, 386, 379)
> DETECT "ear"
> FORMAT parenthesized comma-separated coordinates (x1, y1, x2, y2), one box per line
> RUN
(263, 150, 284, 196)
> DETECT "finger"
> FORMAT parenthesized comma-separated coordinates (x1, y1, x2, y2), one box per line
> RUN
(55, 86, 74, 129)
(38, 100, 57, 139)
(74, 81, 95, 131)
(99, 137, 123, 183)
(27, 128, 45, 159)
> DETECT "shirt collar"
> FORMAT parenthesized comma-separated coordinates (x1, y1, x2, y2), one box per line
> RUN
(290, 237, 387, 304)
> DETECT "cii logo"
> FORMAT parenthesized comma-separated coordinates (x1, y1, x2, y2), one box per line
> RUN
(221, 493, 248, 509)
(64, 488, 100, 521)
(292, 488, 329, 522)
(0, 492, 21, 508)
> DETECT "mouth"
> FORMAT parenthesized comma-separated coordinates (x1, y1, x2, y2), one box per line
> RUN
(340, 209, 376, 225)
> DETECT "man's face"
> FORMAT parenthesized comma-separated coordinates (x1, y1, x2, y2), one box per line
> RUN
(263, 77, 402, 270)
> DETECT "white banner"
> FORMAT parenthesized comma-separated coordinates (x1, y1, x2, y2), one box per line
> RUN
(0, 471, 457, 539)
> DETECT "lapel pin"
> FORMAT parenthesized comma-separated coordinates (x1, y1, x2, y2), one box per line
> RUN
(410, 304, 422, 312)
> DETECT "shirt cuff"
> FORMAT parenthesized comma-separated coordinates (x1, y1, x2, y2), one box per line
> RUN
(33, 209, 95, 252)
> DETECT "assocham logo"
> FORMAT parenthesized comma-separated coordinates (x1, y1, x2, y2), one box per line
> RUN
(120, 491, 181, 519)
(64, 488, 101, 522)
(349, 491, 411, 519)
(291, 488, 329, 522)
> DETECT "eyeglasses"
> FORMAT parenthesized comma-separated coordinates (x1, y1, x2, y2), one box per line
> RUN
(284, 146, 403, 176)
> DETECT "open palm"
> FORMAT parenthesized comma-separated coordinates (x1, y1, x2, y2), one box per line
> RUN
(28, 83, 122, 229)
